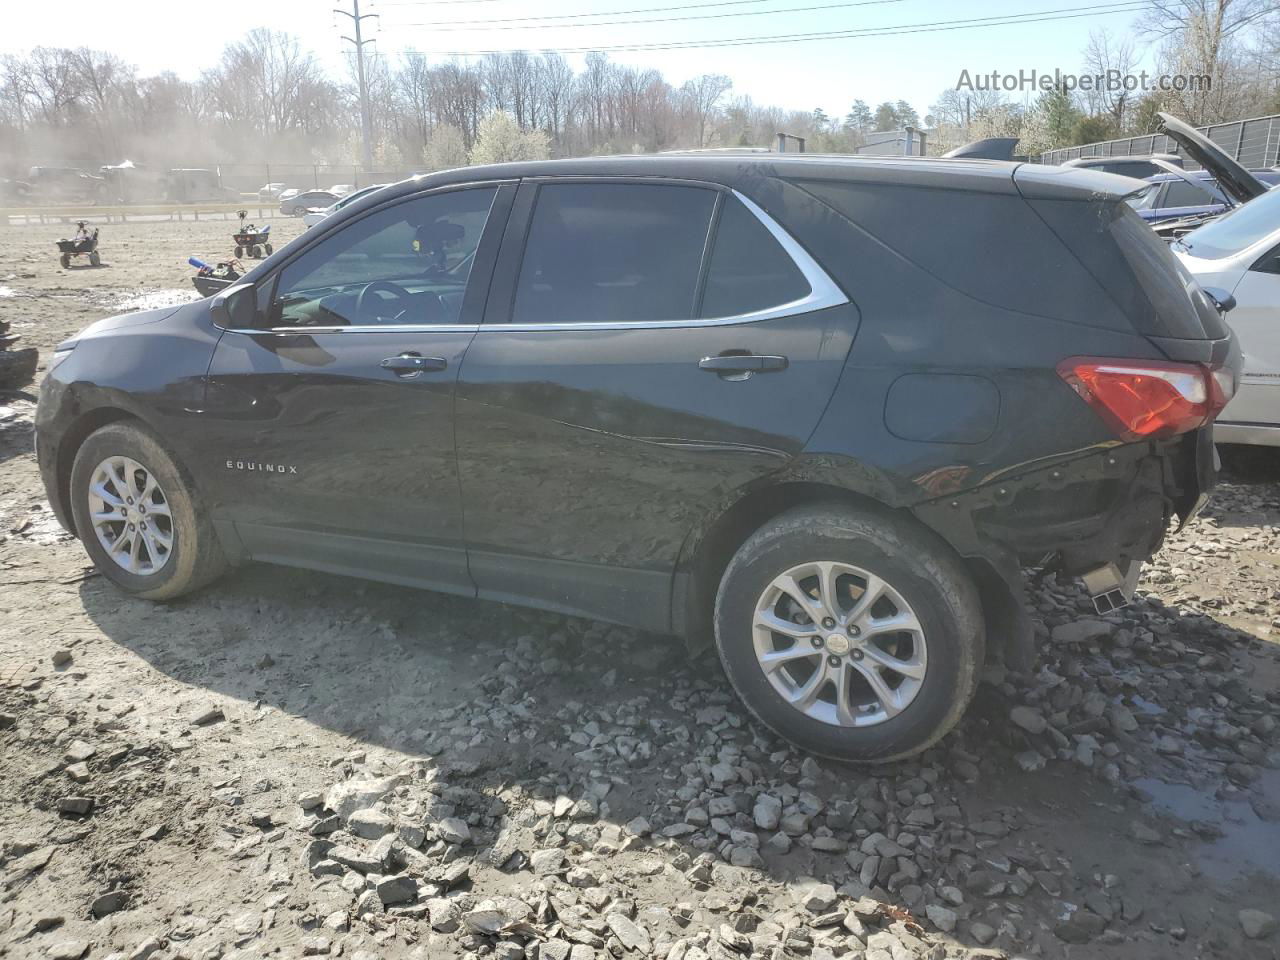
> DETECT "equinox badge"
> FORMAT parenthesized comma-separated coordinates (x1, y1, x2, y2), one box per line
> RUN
(226, 460, 298, 475)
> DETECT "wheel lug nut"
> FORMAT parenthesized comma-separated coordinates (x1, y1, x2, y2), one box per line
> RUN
(847, 624, 861, 637)
(827, 655, 841, 667)
(126, 497, 134, 505)
(850, 649, 864, 661)
(822, 617, 835, 629)
(810, 636, 824, 648)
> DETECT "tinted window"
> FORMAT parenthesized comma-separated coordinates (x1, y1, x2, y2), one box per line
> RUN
(1162, 179, 1214, 208)
(700, 196, 810, 318)
(511, 182, 716, 324)
(269, 187, 496, 327)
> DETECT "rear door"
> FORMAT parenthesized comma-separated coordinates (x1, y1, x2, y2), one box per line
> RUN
(202, 182, 513, 593)
(454, 178, 856, 630)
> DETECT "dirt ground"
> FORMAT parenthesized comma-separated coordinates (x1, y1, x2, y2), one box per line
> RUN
(1, 219, 1278, 960)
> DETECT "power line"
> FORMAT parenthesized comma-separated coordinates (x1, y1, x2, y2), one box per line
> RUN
(388, 0, 904, 28)
(403, 2, 1150, 54)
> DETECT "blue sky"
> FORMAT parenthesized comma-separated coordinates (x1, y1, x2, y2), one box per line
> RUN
(5, 0, 1161, 119)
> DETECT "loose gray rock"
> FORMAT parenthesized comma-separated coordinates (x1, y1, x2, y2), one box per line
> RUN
(437, 817, 471, 845)
(375, 873, 417, 906)
(91, 890, 128, 916)
(1051, 620, 1110, 644)
(1010, 706, 1047, 735)
(348, 808, 393, 839)
(925, 904, 957, 932)
(46, 943, 88, 960)
(606, 912, 652, 954)
(1239, 909, 1277, 940)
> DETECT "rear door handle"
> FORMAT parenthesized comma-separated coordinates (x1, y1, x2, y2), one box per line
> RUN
(380, 354, 448, 377)
(698, 354, 789, 373)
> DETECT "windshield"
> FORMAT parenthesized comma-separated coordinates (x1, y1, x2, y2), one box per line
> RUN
(1177, 184, 1280, 259)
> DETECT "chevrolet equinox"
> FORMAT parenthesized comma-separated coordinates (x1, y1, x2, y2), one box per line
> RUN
(35, 155, 1240, 761)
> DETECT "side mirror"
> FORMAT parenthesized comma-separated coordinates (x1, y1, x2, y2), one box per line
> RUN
(210, 284, 258, 329)
(1200, 285, 1236, 314)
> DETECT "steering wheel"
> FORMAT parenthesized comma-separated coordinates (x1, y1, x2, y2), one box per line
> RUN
(355, 280, 413, 324)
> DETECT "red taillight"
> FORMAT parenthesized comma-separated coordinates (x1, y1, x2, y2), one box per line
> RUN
(1057, 357, 1234, 441)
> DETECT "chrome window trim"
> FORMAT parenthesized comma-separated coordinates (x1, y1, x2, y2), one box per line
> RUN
(489, 188, 847, 332)
(224, 323, 480, 335)
(222, 186, 848, 336)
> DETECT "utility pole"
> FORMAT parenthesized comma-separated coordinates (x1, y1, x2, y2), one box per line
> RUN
(335, 0, 378, 175)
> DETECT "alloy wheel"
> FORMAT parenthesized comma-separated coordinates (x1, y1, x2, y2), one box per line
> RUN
(752, 560, 927, 727)
(87, 455, 174, 576)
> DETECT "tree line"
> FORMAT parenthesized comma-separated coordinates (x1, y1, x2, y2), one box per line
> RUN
(2, 0, 1277, 178)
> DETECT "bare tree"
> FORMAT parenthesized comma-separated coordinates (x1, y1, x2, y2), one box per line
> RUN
(1083, 29, 1136, 128)
(680, 73, 731, 147)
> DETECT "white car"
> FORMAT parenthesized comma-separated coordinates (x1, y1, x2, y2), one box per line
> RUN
(1173, 185, 1280, 446)
(301, 184, 389, 228)
(257, 182, 287, 201)
(327, 183, 355, 197)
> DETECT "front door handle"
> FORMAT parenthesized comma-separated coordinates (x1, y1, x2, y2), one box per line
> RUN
(381, 353, 448, 377)
(698, 354, 789, 375)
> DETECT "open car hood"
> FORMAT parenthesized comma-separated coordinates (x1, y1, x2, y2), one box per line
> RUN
(1157, 112, 1268, 206)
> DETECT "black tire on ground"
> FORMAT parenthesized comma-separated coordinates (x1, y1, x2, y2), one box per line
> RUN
(69, 421, 228, 601)
(251, 245, 262, 258)
(89, 251, 101, 267)
(60, 253, 70, 269)
(264, 244, 273, 256)
(234, 245, 243, 258)
(714, 503, 985, 764)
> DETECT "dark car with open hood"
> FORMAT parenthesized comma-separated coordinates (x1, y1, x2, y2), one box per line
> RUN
(34, 154, 1240, 762)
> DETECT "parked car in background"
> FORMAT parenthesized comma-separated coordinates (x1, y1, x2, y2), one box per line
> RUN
(26, 166, 105, 203)
(35, 153, 1239, 762)
(1063, 153, 1184, 179)
(1173, 185, 1280, 448)
(327, 183, 355, 197)
(258, 182, 287, 201)
(302, 183, 389, 228)
(166, 169, 237, 203)
(1127, 169, 1280, 225)
(280, 189, 339, 216)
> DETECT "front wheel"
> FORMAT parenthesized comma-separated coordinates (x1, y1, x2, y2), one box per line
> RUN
(714, 505, 984, 763)
(89, 251, 101, 267)
(69, 421, 228, 600)
(60, 253, 71, 269)
(264, 243, 273, 255)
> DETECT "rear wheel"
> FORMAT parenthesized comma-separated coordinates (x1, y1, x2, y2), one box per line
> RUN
(234, 244, 243, 258)
(251, 245, 262, 258)
(89, 251, 101, 267)
(60, 253, 70, 269)
(264, 243, 273, 255)
(69, 421, 227, 600)
(714, 504, 984, 763)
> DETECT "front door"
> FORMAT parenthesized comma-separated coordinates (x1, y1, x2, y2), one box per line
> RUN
(454, 179, 857, 630)
(202, 182, 512, 593)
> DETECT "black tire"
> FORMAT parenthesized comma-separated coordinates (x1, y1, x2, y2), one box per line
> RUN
(60, 253, 71, 269)
(714, 504, 984, 763)
(234, 245, 243, 258)
(69, 421, 228, 601)
(89, 251, 101, 267)
(251, 245, 262, 258)
(264, 243, 273, 256)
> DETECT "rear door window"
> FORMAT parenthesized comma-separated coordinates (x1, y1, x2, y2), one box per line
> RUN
(700, 195, 811, 318)
(511, 182, 717, 324)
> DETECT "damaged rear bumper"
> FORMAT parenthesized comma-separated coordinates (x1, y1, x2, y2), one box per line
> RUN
(913, 428, 1214, 666)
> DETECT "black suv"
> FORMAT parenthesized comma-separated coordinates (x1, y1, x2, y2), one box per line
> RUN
(35, 155, 1239, 762)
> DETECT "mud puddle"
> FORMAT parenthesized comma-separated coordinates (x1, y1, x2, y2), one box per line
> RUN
(1135, 770, 1280, 883)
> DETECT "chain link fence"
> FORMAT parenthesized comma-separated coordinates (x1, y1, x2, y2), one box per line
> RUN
(1039, 113, 1280, 170)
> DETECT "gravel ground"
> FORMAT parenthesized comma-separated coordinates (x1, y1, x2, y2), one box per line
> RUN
(2, 220, 1279, 960)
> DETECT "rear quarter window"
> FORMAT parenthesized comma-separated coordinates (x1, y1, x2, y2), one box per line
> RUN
(794, 179, 1127, 329)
